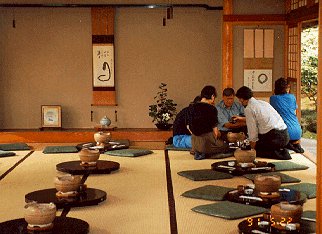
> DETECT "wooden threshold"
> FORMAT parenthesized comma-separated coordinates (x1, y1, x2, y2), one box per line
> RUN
(0, 128, 172, 144)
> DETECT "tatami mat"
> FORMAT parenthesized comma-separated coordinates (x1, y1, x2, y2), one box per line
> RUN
(0, 150, 32, 178)
(168, 151, 316, 234)
(0, 148, 316, 234)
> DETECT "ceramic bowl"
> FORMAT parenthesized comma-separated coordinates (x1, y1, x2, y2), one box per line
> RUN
(24, 202, 56, 227)
(78, 148, 100, 163)
(271, 202, 303, 230)
(234, 148, 256, 163)
(54, 174, 82, 193)
(254, 174, 281, 193)
(94, 131, 111, 146)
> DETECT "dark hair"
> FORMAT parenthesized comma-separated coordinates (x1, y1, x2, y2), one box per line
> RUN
(192, 95, 202, 103)
(222, 88, 235, 97)
(200, 86, 217, 99)
(274, 77, 289, 95)
(236, 86, 253, 100)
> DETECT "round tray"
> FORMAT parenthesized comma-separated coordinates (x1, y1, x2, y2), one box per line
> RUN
(25, 188, 106, 209)
(238, 215, 315, 234)
(225, 188, 307, 208)
(56, 160, 120, 175)
(211, 160, 275, 176)
(0, 217, 89, 234)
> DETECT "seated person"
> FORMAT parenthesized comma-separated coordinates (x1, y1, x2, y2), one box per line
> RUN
(190, 85, 230, 160)
(216, 88, 247, 142)
(172, 96, 201, 148)
(270, 78, 304, 153)
(236, 86, 291, 160)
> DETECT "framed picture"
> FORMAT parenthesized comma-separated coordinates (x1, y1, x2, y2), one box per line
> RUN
(41, 105, 62, 128)
(244, 69, 273, 92)
(92, 44, 115, 87)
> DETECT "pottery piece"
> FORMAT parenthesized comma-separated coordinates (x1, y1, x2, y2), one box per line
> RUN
(227, 132, 246, 143)
(254, 174, 281, 193)
(234, 148, 256, 163)
(94, 131, 111, 146)
(54, 174, 82, 193)
(79, 148, 100, 164)
(100, 116, 111, 127)
(24, 202, 56, 229)
(271, 202, 303, 230)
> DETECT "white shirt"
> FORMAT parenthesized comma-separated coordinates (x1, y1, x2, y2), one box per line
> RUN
(245, 97, 287, 142)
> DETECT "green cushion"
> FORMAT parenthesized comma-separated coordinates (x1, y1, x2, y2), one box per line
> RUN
(177, 169, 233, 181)
(182, 185, 235, 201)
(272, 161, 309, 171)
(43, 146, 79, 154)
(282, 183, 316, 199)
(105, 149, 153, 157)
(0, 143, 30, 151)
(243, 172, 301, 183)
(301, 210, 316, 222)
(0, 150, 16, 157)
(192, 201, 268, 220)
(165, 144, 190, 151)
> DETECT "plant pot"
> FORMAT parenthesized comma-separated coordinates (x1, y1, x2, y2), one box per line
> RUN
(155, 123, 173, 130)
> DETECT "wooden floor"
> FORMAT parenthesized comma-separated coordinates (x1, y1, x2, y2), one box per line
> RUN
(0, 128, 172, 150)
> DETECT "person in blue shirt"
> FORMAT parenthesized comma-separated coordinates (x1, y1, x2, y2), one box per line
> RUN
(172, 96, 201, 148)
(216, 88, 247, 142)
(270, 78, 304, 153)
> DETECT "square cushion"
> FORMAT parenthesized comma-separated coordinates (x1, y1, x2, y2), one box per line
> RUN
(177, 169, 233, 181)
(43, 146, 79, 154)
(282, 183, 316, 199)
(0, 143, 30, 151)
(182, 185, 235, 201)
(105, 149, 153, 157)
(243, 172, 301, 183)
(165, 144, 190, 151)
(0, 150, 16, 157)
(192, 201, 268, 220)
(272, 161, 309, 171)
(301, 210, 316, 222)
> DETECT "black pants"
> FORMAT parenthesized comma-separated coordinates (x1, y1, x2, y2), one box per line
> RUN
(255, 128, 291, 160)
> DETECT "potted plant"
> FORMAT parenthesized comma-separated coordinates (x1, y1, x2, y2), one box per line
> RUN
(149, 83, 177, 130)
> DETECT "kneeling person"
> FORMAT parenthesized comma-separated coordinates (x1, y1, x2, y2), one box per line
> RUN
(236, 86, 291, 160)
(190, 86, 230, 160)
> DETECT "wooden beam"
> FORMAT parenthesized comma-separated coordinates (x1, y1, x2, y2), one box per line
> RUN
(223, 14, 286, 22)
(0, 129, 172, 143)
(222, 0, 233, 89)
(286, 3, 319, 23)
(316, 2, 322, 233)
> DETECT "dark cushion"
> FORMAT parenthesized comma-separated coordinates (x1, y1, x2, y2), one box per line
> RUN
(165, 144, 190, 151)
(76, 139, 130, 151)
(243, 172, 301, 183)
(105, 149, 153, 157)
(192, 201, 268, 220)
(178, 169, 233, 181)
(301, 210, 316, 222)
(0, 150, 16, 157)
(272, 161, 309, 171)
(43, 146, 79, 154)
(0, 143, 30, 151)
(182, 185, 235, 201)
(282, 183, 316, 199)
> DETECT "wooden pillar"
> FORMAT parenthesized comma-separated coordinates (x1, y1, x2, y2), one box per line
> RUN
(91, 7, 117, 106)
(222, 0, 233, 89)
(316, 2, 322, 233)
